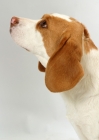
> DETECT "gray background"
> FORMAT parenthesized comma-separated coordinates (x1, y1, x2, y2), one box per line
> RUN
(0, 0, 99, 140)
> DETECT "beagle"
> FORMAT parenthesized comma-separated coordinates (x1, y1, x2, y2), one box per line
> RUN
(10, 13, 99, 140)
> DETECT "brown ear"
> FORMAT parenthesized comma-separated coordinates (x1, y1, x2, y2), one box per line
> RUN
(38, 62, 45, 72)
(45, 37, 84, 92)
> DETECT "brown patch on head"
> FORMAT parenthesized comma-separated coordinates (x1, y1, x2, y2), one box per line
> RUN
(36, 14, 70, 56)
(36, 14, 93, 57)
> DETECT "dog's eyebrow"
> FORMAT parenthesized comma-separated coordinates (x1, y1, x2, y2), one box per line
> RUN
(41, 15, 46, 19)
(41, 14, 51, 20)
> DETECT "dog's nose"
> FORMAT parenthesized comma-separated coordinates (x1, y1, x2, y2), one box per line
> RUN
(10, 17, 19, 27)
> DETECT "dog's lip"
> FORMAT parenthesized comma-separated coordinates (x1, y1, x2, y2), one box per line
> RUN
(10, 26, 15, 33)
(10, 28, 12, 33)
(25, 48, 30, 52)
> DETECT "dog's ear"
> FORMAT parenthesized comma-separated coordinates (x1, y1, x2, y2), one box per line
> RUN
(82, 24, 97, 53)
(45, 32, 84, 92)
(38, 62, 45, 72)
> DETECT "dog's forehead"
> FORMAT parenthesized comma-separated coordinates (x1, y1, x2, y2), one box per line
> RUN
(52, 13, 72, 22)
(41, 13, 72, 22)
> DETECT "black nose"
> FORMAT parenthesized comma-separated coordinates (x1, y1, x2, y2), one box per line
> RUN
(10, 17, 19, 27)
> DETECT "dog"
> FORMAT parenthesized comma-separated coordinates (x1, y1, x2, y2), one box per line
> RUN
(10, 13, 99, 140)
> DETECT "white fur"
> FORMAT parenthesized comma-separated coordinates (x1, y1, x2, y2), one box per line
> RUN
(61, 49, 99, 140)
(52, 13, 72, 22)
(10, 13, 99, 140)
(10, 18, 49, 67)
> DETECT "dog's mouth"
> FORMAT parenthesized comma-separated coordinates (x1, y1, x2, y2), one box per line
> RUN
(10, 28, 12, 33)
(24, 48, 30, 52)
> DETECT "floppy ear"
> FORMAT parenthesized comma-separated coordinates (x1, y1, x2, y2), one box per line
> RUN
(38, 62, 46, 72)
(45, 35, 84, 92)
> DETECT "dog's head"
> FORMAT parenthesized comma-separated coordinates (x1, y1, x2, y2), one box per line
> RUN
(10, 13, 97, 92)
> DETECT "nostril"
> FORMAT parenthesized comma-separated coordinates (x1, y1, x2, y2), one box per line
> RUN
(10, 17, 19, 27)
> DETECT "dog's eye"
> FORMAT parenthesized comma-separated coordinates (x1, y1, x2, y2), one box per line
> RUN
(40, 20, 47, 28)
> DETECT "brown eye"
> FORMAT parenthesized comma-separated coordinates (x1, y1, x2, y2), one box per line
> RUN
(40, 20, 47, 28)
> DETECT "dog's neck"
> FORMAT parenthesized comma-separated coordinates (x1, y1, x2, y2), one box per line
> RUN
(61, 49, 99, 106)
